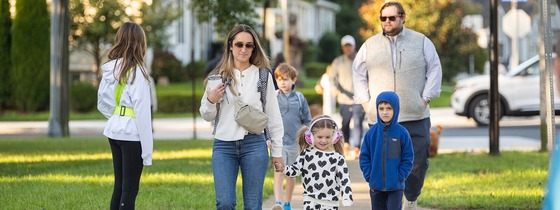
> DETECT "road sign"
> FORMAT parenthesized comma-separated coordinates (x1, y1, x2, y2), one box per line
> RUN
(502, 9, 531, 38)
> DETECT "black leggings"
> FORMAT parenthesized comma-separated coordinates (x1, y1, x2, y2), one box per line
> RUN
(109, 139, 144, 210)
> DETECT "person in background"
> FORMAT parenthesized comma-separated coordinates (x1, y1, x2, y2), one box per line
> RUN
(271, 63, 312, 210)
(360, 91, 414, 210)
(199, 24, 284, 210)
(97, 22, 153, 210)
(352, 2, 442, 209)
(329, 35, 363, 158)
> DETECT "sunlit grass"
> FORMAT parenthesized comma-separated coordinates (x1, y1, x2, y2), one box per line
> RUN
(0, 138, 274, 209)
(0, 153, 112, 163)
(0, 138, 549, 209)
(420, 152, 548, 209)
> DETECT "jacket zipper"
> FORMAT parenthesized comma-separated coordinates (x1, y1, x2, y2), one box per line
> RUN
(382, 125, 388, 190)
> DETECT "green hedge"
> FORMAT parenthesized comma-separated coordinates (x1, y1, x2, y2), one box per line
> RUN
(151, 51, 187, 83)
(70, 82, 97, 112)
(156, 88, 323, 114)
(303, 62, 329, 78)
(157, 92, 202, 113)
(317, 32, 341, 63)
(0, 0, 11, 110)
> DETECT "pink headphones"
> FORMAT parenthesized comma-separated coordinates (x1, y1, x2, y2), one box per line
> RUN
(304, 116, 342, 145)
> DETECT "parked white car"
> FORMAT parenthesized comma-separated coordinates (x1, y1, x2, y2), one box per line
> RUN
(451, 55, 560, 126)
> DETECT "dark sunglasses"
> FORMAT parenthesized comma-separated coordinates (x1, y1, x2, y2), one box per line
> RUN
(380, 15, 400, 22)
(233, 42, 255, 49)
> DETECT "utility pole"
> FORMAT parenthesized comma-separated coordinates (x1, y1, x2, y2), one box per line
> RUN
(489, 0, 500, 155)
(538, 0, 555, 153)
(48, 0, 69, 137)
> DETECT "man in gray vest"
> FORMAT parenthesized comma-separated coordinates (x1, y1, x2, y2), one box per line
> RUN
(353, 2, 442, 209)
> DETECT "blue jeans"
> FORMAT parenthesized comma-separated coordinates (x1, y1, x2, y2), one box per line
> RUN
(212, 134, 269, 210)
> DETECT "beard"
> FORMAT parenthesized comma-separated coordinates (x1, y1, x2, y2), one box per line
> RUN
(383, 26, 403, 36)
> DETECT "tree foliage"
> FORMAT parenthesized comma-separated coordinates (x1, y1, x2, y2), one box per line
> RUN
(10, 0, 50, 111)
(140, 0, 182, 51)
(317, 32, 341, 63)
(359, 0, 485, 82)
(69, 0, 181, 81)
(189, 0, 264, 36)
(69, 0, 127, 80)
(0, 0, 10, 110)
(329, 0, 366, 44)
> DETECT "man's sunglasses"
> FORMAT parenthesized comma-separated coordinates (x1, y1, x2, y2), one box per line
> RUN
(233, 42, 255, 49)
(380, 15, 401, 22)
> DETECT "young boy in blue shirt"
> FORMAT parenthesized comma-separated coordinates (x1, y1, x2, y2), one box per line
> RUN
(359, 91, 414, 210)
(271, 63, 312, 210)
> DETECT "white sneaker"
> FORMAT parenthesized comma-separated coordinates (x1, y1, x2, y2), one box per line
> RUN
(271, 201, 283, 210)
(403, 200, 417, 210)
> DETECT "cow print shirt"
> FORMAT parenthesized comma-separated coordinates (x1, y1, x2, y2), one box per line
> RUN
(285, 147, 353, 206)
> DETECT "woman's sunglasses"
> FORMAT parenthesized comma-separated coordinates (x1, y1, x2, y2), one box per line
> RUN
(380, 15, 400, 22)
(233, 42, 255, 49)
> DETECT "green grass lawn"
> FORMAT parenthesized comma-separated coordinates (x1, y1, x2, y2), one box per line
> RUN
(0, 138, 274, 209)
(0, 138, 548, 209)
(422, 151, 548, 209)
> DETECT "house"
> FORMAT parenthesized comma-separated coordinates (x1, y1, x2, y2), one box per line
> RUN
(69, 0, 340, 83)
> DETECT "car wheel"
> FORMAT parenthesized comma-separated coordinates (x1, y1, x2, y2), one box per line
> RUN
(469, 95, 503, 126)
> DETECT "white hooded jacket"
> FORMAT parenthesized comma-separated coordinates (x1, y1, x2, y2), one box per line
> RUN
(97, 59, 153, 166)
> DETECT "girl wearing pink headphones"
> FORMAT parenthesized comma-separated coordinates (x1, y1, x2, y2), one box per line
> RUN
(277, 115, 353, 209)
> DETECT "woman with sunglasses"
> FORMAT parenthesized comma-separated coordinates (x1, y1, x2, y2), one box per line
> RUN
(200, 24, 284, 210)
(352, 2, 442, 210)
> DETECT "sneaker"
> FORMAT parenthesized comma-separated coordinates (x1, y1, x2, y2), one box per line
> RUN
(403, 200, 417, 210)
(283, 202, 291, 210)
(271, 201, 283, 210)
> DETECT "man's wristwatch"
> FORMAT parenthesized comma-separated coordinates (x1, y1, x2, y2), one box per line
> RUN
(424, 97, 431, 104)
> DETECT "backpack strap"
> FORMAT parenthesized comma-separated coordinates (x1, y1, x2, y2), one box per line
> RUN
(295, 91, 305, 122)
(258, 68, 272, 140)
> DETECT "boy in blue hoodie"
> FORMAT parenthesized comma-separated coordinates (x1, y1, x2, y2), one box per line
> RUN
(359, 91, 414, 210)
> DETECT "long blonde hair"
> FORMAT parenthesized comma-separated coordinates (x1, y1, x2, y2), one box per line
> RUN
(107, 22, 149, 84)
(211, 24, 270, 92)
(297, 115, 345, 155)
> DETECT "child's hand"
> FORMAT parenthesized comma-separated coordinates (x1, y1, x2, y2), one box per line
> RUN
(271, 157, 284, 172)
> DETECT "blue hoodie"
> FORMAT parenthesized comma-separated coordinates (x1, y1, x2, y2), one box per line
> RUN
(359, 91, 414, 191)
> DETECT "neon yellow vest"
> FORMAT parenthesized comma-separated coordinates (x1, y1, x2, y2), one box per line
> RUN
(113, 70, 135, 118)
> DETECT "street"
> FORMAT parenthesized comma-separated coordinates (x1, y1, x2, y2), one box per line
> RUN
(1, 108, 558, 153)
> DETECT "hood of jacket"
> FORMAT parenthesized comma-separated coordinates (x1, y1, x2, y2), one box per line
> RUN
(101, 59, 120, 85)
(375, 91, 400, 127)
